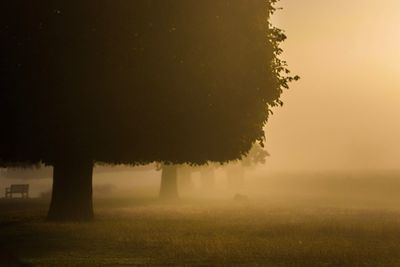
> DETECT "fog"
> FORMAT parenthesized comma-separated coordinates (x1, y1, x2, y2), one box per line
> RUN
(3, 3, 400, 266)
(2, 0, 400, 197)
(266, 0, 400, 171)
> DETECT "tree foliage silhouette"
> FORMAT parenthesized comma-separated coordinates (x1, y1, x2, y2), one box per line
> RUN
(0, 0, 296, 221)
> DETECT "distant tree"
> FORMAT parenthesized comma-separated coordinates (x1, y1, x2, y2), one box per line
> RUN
(0, 1, 296, 221)
(167, 143, 269, 197)
(159, 164, 179, 200)
(2, 165, 52, 180)
(227, 143, 270, 192)
(159, 162, 217, 199)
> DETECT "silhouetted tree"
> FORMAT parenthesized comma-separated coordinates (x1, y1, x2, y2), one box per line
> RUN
(2, 165, 52, 180)
(227, 143, 270, 192)
(159, 165, 179, 200)
(171, 143, 270, 197)
(0, 1, 296, 221)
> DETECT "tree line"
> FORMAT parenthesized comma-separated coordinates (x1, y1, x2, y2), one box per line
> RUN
(0, 0, 297, 221)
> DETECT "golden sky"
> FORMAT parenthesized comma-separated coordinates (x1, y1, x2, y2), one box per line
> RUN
(265, 0, 400, 171)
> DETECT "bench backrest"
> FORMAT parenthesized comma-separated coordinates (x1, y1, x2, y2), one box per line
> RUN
(10, 184, 29, 193)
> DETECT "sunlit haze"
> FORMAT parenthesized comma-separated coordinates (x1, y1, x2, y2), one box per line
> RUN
(266, 0, 400, 171)
(2, 2, 400, 265)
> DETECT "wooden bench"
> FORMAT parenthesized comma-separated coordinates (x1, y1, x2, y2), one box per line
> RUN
(5, 184, 29, 199)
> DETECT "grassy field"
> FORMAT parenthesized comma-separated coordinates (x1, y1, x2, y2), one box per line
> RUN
(1, 195, 400, 267)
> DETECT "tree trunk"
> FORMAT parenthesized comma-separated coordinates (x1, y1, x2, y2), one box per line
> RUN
(159, 165, 179, 200)
(47, 158, 94, 222)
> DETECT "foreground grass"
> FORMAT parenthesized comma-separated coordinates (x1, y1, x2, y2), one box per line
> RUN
(1, 198, 400, 266)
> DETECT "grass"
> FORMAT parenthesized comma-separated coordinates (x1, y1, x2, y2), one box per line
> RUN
(1, 196, 400, 267)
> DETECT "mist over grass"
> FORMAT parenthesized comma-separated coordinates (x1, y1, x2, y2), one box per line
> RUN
(4, 168, 400, 204)
(1, 170, 400, 266)
(1, 198, 400, 266)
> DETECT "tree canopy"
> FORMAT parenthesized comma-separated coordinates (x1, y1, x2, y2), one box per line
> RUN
(0, 1, 296, 220)
(1, 0, 293, 166)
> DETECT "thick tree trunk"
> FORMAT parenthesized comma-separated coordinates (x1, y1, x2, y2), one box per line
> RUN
(47, 159, 94, 222)
(159, 165, 179, 200)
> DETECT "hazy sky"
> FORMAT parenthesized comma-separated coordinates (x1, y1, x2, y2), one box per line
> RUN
(265, 0, 400, 171)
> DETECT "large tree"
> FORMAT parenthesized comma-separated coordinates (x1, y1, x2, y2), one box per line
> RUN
(0, 1, 295, 221)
